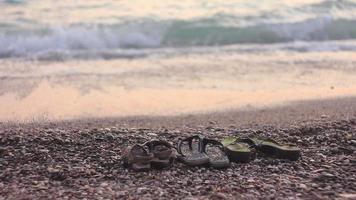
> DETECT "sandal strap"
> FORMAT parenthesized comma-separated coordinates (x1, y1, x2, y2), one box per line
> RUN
(177, 135, 203, 156)
(124, 144, 153, 164)
(221, 136, 238, 146)
(238, 138, 261, 147)
(144, 140, 174, 159)
(201, 138, 225, 154)
(144, 140, 172, 150)
(132, 154, 154, 163)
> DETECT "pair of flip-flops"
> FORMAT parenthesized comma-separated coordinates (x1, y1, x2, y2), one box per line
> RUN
(122, 140, 175, 171)
(222, 137, 301, 161)
(176, 135, 230, 168)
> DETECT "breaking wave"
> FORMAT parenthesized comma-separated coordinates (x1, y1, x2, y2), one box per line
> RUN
(0, 16, 356, 58)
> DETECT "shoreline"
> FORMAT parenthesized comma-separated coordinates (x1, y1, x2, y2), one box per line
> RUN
(3, 96, 356, 128)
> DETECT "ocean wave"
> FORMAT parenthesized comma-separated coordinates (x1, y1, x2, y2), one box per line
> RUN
(2, 0, 24, 4)
(307, 0, 356, 10)
(0, 16, 356, 58)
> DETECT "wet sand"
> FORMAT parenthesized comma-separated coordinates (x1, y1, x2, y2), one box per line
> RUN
(2, 81, 356, 122)
(1, 51, 356, 121)
(2, 95, 355, 128)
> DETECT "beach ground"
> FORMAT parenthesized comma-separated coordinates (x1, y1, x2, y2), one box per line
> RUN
(1, 97, 355, 199)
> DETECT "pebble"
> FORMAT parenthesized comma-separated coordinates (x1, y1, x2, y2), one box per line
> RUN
(147, 132, 158, 137)
(299, 184, 308, 190)
(210, 192, 228, 200)
(339, 194, 356, 199)
(137, 187, 148, 194)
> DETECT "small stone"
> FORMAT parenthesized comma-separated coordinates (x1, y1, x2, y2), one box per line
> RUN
(116, 191, 127, 197)
(100, 182, 108, 187)
(147, 133, 158, 137)
(321, 172, 335, 178)
(321, 115, 329, 119)
(137, 187, 148, 194)
(299, 183, 308, 190)
(339, 194, 356, 199)
(247, 178, 255, 183)
(210, 192, 228, 200)
(39, 148, 49, 153)
(343, 159, 350, 164)
(311, 183, 318, 188)
(184, 197, 199, 200)
(314, 172, 335, 181)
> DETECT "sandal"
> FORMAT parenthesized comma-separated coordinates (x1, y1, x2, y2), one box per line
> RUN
(177, 135, 209, 166)
(122, 144, 153, 171)
(239, 137, 301, 161)
(202, 138, 230, 168)
(144, 140, 175, 169)
(221, 137, 252, 163)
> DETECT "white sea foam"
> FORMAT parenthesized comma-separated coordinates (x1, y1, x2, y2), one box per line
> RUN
(0, 26, 164, 57)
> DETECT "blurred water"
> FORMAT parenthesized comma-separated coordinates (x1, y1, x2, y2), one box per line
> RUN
(0, 0, 356, 58)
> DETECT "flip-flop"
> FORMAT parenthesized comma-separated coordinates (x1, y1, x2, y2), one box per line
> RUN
(202, 138, 230, 168)
(144, 140, 175, 169)
(239, 137, 301, 161)
(122, 144, 153, 171)
(221, 137, 252, 163)
(177, 135, 209, 166)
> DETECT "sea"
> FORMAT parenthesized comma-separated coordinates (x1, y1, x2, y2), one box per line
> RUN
(1, 0, 356, 121)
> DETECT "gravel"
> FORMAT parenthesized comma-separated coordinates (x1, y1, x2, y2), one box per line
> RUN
(0, 118, 355, 199)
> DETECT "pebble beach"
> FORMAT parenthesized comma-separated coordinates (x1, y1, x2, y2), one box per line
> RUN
(1, 98, 355, 199)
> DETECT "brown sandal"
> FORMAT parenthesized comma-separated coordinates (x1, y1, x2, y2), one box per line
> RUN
(144, 140, 175, 169)
(122, 144, 153, 171)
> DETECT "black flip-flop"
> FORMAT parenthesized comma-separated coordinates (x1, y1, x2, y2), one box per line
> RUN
(177, 135, 209, 166)
(202, 138, 230, 168)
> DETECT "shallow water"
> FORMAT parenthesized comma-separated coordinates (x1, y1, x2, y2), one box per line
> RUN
(1, 50, 355, 121)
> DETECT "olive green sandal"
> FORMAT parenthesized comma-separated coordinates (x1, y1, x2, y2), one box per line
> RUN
(122, 144, 153, 171)
(239, 138, 301, 161)
(202, 138, 230, 168)
(177, 135, 209, 166)
(144, 140, 175, 169)
(221, 137, 252, 163)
